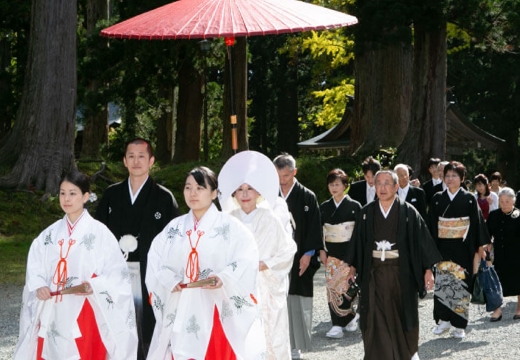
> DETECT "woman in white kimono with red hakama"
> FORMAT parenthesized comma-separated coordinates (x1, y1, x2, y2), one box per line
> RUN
(14, 171, 137, 360)
(146, 166, 265, 360)
(218, 151, 297, 360)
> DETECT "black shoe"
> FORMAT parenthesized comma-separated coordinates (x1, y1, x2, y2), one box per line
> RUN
(490, 315, 502, 322)
(513, 315, 520, 320)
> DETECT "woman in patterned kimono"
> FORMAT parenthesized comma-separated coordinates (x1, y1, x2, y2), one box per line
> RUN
(429, 161, 489, 339)
(14, 170, 137, 360)
(319, 169, 362, 339)
(486, 187, 520, 321)
(146, 166, 265, 360)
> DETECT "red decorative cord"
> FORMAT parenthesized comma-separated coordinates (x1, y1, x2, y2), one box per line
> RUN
(52, 239, 76, 302)
(185, 230, 204, 283)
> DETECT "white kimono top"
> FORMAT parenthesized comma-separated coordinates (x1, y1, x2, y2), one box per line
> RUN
(146, 204, 265, 360)
(230, 207, 296, 360)
(14, 210, 138, 360)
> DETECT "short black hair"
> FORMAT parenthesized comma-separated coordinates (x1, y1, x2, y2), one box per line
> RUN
(428, 158, 442, 167)
(326, 168, 349, 187)
(125, 138, 153, 157)
(361, 156, 381, 175)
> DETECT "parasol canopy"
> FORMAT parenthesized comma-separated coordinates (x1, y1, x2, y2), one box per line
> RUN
(100, 0, 357, 153)
(218, 150, 279, 212)
(100, 0, 358, 40)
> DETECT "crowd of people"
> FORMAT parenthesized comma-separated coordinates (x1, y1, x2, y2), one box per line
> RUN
(13, 141, 520, 360)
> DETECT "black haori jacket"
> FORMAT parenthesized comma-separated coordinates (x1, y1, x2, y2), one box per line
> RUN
(345, 197, 442, 331)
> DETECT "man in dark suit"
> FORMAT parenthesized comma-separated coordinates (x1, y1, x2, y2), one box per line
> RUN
(348, 156, 381, 206)
(431, 161, 449, 197)
(394, 164, 427, 220)
(421, 158, 442, 205)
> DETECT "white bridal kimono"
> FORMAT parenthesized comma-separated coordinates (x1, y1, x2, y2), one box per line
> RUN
(146, 204, 265, 360)
(15, 210, 137, 360)
(230, 207, 297, 360)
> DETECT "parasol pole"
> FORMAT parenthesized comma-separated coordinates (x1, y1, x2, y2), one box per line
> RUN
(225, 36, 238, 154)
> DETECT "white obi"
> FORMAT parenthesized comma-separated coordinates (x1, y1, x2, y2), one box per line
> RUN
(323, 221, 355, 244)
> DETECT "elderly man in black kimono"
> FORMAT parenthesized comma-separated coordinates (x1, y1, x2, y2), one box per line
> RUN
(345, 170, 442, 360)
(274, 154, 322, 360)
(96, 138, 180, 360)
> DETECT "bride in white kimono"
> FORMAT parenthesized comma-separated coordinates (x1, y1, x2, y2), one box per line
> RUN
(146, 166, 265, 360)
(219, 151, 297, 360)
(14, 171, 137, 360)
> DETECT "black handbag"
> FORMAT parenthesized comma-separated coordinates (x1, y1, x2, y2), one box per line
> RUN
(471, 270, 485, 305)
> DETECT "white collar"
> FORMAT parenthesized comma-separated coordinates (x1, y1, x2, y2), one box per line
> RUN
(238, 208, 259, 224)
(398, 184, 410, 201)
(379, 197, 396, 218)
(333, 196, 346, 208)
(280, 180, 297, 201)
(127, 176, 149, 205)
(447, 187, 461, 200)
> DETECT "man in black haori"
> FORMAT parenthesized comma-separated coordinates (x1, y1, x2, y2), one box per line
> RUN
(274, 154, 322, 360)
(96, 138, 180, 359)
(345, 170, 441, 360)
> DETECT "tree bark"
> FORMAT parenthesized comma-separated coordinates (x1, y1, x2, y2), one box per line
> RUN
(155, 85, 174, 164)
(351, 43, 412, 156)
(0, 38, 12, 141)
(172, 61, 203, 163)
(222, 37, 249, 160)
(0, 0, 77, 194)
(397, 22, 447, 180)
(276, 53, 299, 156)
(80, 0, 109, 159)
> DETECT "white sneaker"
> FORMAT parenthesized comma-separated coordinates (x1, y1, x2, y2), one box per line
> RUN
(432, 320, 451, 335)
(411, 353, 420, 360)
(326, 325, 344, 338)
(345, 313, 359, 332)
(452, 328, 466, 339)
(291, 349, 301, 359)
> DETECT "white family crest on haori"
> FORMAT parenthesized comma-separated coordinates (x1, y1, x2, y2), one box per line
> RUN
(375, 240, 395, 261)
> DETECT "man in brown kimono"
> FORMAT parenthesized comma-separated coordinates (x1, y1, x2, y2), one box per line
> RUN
(345, 170, 442, 360)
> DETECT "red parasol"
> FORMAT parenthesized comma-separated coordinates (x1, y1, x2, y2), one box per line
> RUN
(101, 0, 358, 153)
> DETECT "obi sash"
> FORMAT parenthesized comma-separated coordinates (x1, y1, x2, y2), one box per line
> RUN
(438, 216, 470, 241)
(323, 221, 355, 243)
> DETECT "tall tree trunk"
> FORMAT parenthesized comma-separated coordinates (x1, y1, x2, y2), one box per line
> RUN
(155, 85, 174, 164)
(276, 54, 299, 156)
(0, 38, 12, 141)
(172, 61, 203, 163)
(397, 21, 447, 180)
(0, 0, 77, 193)
(222, 37, 249, 160)
(351, 43, 412, 156)
(80, 0, 109, 159)
(350, 0, 413, 157)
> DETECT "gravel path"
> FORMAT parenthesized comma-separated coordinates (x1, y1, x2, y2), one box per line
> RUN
(1, 269, 519, 359)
